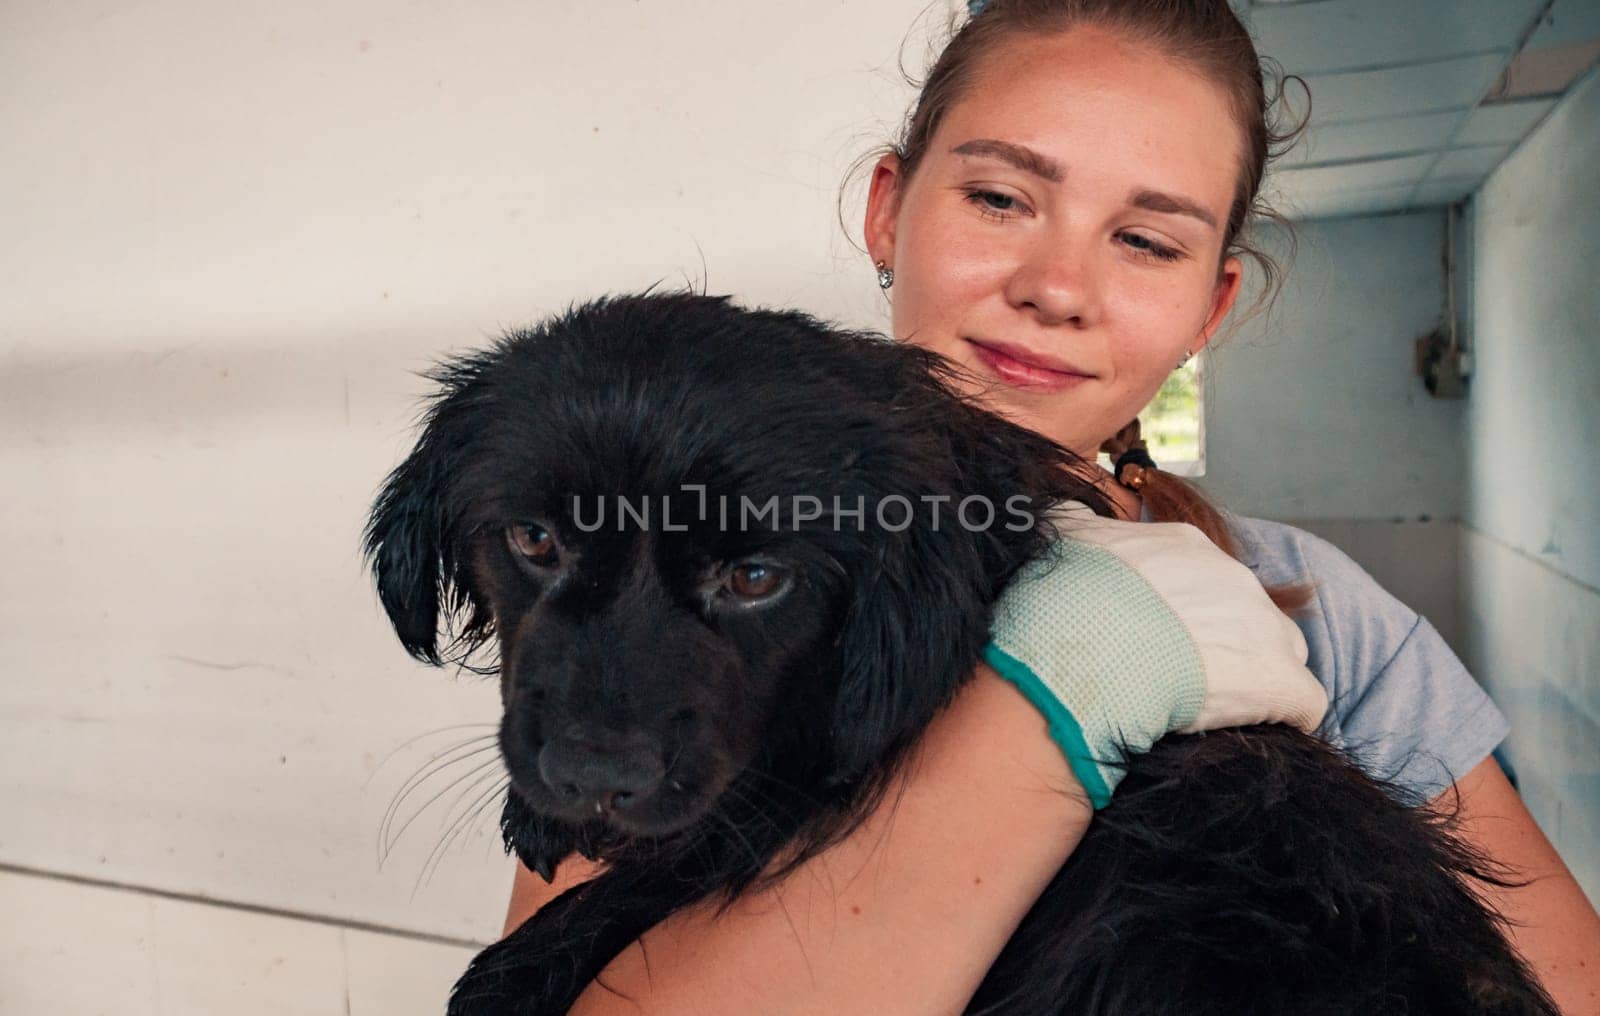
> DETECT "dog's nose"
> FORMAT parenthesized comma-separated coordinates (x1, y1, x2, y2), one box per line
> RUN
(537, 735, 666, 814)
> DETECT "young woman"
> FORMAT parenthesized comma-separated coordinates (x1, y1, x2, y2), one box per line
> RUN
(510, 2, 1600, 1011)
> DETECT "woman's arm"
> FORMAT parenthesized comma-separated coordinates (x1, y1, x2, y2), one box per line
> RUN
(499, 511, 1324, 1011)
(505, 715, 1600, 1016)
(507, 664, 1092, 1015)
(504, 853, 606, 938)
(1443, 756, 1600, 1015)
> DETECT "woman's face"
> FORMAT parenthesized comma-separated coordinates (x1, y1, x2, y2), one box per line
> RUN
(865, 26, 1246, 457)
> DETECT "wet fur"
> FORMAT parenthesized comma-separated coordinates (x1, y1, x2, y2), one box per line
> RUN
(366, 292, 1555, 1015)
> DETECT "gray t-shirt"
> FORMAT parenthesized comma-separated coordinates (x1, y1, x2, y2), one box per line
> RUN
(1225, 514, 1509, 801)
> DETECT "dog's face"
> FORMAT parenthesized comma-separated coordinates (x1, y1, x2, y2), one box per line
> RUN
(461, 481, 846, 836)
(367, 293, 1099, 850)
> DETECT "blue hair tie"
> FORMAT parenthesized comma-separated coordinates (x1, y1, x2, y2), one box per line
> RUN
(968, 0, 990, 16)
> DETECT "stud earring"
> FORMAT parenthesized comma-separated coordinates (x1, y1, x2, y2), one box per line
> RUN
(875, 260, 894, 290)
(1175, 349, 1193, 370)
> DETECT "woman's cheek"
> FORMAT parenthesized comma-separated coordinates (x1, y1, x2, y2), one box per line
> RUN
(1101, 374, 1168, 443)
(1118, 305, 1199, 391)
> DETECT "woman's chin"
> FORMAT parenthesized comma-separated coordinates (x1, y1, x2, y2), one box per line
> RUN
(980, 398, 1096, 456)
(914, 347, 1104, 454)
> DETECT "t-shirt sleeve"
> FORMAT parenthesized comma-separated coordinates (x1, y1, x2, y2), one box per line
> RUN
(1230, 519, 1509, 802)
(1336, 612, 1508, 801)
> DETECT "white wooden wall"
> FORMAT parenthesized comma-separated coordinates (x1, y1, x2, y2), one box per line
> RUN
(0, 0, 934, 1008)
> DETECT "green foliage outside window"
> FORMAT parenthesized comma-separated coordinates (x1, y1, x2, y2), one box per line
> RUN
(1140, 358, 1201, 467)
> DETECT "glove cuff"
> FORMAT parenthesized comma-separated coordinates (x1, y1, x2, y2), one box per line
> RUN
(983, 642, 1116, 809)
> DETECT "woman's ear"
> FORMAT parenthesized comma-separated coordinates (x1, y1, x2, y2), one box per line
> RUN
(862, 153, 905, 270)
(1194, 255, 1245, 354)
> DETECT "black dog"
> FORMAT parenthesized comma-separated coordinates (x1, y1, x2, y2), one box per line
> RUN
(367, 292, 1555, 1015)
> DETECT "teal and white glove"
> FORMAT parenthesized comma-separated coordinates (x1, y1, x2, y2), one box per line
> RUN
(983, 502, 1329, 809)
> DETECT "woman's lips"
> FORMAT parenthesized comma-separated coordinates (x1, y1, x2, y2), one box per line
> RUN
(966, 339, 1094, 392)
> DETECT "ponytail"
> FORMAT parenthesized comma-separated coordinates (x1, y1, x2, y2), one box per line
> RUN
(1101, 421, 1312, 613)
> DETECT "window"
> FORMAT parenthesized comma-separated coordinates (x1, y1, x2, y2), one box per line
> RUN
(1099, 356, 1204, 477)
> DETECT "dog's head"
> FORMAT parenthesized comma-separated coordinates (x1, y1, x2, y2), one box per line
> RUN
(366, 293, 1105, 852)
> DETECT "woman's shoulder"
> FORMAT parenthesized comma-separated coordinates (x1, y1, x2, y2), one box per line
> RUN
(1223, 515, 1413, 679)
(1223, 513, 1508, 798)
(1224, 513, 1432, 683)
(1223, 514, 1372, 595)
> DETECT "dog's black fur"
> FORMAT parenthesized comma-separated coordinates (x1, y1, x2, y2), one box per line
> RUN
(367, 292, 1556, 1015)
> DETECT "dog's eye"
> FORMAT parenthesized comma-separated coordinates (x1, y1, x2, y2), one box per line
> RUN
(506, 523, 560, 567)
(726, 563, 783, 600)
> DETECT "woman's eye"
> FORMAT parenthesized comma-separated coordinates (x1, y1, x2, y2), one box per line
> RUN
(506, 523, 560, 567)
(963, 188, 1025, 220)
(1117, 231, 1182, 262)
(725, 563, 784, 600)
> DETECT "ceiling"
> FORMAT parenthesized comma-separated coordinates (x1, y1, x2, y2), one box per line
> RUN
(1231, 0, 1600, 220)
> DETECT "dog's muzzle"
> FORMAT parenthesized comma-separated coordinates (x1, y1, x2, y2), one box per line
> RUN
(537, 731, 666, 817)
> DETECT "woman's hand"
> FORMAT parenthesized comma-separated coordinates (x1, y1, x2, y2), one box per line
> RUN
(525, 664, 1094, 1015)
(986, 503, 1329, 806)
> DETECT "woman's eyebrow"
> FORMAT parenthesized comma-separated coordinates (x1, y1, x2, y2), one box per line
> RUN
(949, 139, 1064, 183)
(1128, 189, 1219, 230)
(949, 140, 1219, 231)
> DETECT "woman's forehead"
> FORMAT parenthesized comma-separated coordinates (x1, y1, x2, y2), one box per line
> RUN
(932, 28, 1242, 215)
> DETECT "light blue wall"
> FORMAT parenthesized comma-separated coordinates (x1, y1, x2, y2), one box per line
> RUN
(1193, 211, 1467, 649)
(1462, 70, 1600, 593)
(1459, 67, 1600, 900)
(1201, 211, 1462, 522)
(1191, 97, 1600, 906)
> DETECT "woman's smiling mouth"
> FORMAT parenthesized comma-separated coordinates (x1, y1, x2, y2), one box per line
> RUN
(966, 338, 1096, 392)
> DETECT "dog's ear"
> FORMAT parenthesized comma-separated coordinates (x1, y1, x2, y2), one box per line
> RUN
(827, 525, 994, 786)
(365, 447, 450, 662)
(364, 352, 498, 664)
(822, 364, 1114, 787)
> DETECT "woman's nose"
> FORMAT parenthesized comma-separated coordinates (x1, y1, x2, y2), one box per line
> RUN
(1004, 237, 1102, 328)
